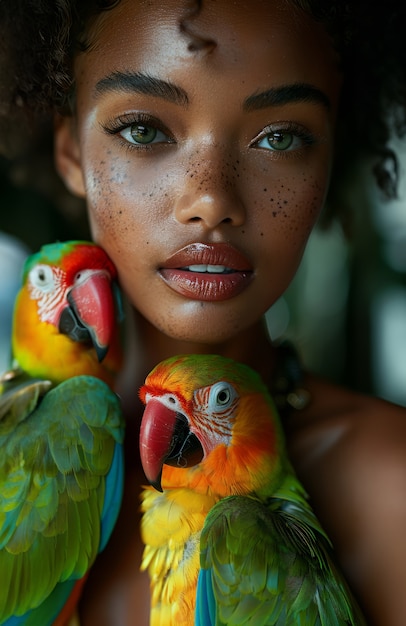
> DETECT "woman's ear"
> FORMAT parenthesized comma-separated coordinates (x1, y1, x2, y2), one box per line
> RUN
(54, 114, 86, 198)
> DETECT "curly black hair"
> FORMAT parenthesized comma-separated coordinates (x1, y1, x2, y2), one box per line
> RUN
(0, 0, 405, 212)
(0, 1, 357, 113)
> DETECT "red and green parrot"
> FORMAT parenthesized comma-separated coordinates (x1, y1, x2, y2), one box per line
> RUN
(10, 239, 122, 387)
(0, 240, 125, 626)
(139, 353, 366, 626)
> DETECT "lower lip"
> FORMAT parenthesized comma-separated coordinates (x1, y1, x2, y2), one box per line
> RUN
(159, 269, 253, 302)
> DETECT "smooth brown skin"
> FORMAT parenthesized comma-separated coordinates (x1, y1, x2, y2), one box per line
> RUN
(54, 1, 406, 624)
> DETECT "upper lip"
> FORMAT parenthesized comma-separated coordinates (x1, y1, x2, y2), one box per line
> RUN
(161, 243, 253, 272)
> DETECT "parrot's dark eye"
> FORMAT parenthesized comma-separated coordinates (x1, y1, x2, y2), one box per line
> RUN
(208, 382, 237, 412)
(29, 265, 55, 292)
(217, 389, 230, 404)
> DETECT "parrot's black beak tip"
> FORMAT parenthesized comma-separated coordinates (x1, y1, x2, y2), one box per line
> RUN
(151, 479, 163, 493)
(94, 342, 108, 363)
(148, 470, 163, 493)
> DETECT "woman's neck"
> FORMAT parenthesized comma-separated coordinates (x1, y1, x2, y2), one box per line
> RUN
(116, 305, 278, 421)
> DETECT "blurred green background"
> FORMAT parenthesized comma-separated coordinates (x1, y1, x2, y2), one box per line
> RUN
(1, 146, 406, 407)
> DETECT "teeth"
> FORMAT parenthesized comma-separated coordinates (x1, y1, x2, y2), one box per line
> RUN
(185, 264, 228, 273)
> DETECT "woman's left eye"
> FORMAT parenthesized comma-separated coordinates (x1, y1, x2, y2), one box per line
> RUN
(253, 126, 315, 152)
(120, 123, 169, 146)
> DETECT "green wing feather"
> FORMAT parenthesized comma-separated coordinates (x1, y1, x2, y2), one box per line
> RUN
(199, 478, 366, 626)
(0, 368, 52, 425)
(0, 374, 124, 622)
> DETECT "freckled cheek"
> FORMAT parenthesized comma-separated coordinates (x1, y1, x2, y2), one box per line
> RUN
(246, 165, 328, 288)
(82, 156, 171, 248)
(252, 178, 325, 241)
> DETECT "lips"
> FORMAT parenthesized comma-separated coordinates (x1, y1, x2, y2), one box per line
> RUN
(159, 243, 253, 302)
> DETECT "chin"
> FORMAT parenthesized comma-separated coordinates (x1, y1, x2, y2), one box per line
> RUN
(155, 310, 255, 346)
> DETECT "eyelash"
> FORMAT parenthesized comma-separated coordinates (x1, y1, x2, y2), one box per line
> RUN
(251, 122, 316, 152)
(101, 113, 174, 148)
(101, 114, 316, 154)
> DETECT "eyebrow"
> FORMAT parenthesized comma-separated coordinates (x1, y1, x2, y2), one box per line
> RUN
(95, 72, 329, 113)
(243, 83, 330, 112)
(95, 71, 189, 106)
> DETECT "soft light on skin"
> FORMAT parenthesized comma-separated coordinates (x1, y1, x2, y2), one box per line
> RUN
(55, 0, 342, 346)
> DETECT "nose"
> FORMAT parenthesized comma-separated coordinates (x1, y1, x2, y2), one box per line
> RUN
(173, 151, 246, 228)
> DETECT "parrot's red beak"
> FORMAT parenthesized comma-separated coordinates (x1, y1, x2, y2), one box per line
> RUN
(59, 270, 117, 361)
(139, 397, 203, 492)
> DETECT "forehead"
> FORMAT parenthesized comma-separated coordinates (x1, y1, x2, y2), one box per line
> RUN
(76, 0, 340, 98)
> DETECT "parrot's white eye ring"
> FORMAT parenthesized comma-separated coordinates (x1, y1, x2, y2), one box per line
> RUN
(29, 264, 55, 292)
(209, 382, 237, 412)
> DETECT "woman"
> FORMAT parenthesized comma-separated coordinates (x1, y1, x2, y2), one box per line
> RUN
(2, 1, 406, 623)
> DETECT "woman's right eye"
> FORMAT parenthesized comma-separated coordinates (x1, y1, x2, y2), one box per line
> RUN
(101, 114, 174, 148)
(120, 122, 170, 146)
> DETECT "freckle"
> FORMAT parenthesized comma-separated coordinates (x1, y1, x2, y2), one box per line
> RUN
(263, 188, 267, 192)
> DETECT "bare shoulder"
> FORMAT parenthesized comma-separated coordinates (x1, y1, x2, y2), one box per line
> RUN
(286, 373, 406, 625)
(287, 373, 406, 478)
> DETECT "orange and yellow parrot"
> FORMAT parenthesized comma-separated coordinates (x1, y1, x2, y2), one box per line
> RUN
(0, 240, 125, 626)
(139, 354, 366, 626)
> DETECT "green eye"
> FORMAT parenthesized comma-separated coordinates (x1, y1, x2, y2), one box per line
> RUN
(260, 131, 294, 151)
(254, 126, 315, 152)
(129, 124, 158, 144)
(119, 122, 170, 146)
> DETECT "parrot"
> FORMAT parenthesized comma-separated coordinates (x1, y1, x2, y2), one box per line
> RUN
(0, 240, 125, 626)
(138, 353, 366, 626)
(10, 239, 123, 387)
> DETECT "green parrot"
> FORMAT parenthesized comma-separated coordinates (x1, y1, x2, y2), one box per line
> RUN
(0, 240, 125, 626)
(138, 353, 366, 626)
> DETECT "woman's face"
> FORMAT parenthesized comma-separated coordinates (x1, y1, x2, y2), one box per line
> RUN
(56, 0, 341, 344)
